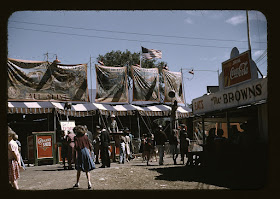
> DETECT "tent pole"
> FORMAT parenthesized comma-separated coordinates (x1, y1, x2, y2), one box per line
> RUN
(181, 67, 187, 106)
(53, 109, 57, 143)
(202, 116, 205, 145)
(137, 111, 141, 140)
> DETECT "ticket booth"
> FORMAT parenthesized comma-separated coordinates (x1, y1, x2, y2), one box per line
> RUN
(27, 131, 56, 166)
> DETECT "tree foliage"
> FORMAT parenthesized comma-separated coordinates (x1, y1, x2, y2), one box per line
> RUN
(96, 49, 167, 70)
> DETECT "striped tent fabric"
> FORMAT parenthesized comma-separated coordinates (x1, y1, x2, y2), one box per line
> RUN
(8, 101, 191, 118)
(8, 101, 54, 114)
(72, 103, 97, 116)
(51, 102, 95, 117)
(111, 104, 136, 116)
(92, 103, 116, 116)
(131, 104, 169, 117)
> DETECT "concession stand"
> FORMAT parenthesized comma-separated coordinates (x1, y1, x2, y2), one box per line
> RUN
(191, 48, 268, 167)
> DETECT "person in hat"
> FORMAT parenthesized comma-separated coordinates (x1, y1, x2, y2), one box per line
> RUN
(109, 114, 118, 133)
(100, 128, 111, 168)
(73, 125, 95, 189)
(179, 124, 190, 165)
(93, 126, 101, 164)
(169, 129, 179, 165)
(154, 125, 167, 165)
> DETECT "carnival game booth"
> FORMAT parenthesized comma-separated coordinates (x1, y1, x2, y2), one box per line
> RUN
(51, 101, 192, 161)
(8, 101, 57, 165)
(192, 48, 268, 170)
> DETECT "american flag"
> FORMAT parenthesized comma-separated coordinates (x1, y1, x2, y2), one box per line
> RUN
(141, 46, 162, 59)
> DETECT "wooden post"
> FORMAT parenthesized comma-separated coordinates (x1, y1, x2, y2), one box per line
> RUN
(202, 116, 205, 145)
(226, 111, 230, 138)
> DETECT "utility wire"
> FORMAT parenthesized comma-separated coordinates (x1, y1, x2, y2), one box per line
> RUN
(255, 50, 267, 63)
(9, 26, 266, 51)
(9, 20, 267, 44)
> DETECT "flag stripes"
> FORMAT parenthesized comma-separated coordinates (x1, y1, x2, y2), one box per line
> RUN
(141, 46, 162, 59)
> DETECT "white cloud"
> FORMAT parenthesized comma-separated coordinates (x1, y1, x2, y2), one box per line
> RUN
(184, 17, 193, 24)
(226, 14, 246, 25)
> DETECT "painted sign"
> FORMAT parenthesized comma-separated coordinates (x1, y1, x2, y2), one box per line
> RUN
(162, 69, 184, 104)
(95, 65, 128, 103)
(222, 50, 251, 88)
(60, 121, 75, 134)
(36, 135, 53, 159)
(192, 78, 267, 115)
(7, 58, 89, 101)
(132, 66, 160, 102)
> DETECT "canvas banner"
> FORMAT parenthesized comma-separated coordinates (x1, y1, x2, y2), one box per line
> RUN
(162, 69, 184, 104)
(131, 66, 160, 102)
(95, 65, 128, 103)
(7, 58, 89, 101)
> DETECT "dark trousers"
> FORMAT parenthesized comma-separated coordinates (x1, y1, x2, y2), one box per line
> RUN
(100, 145, 110, 167)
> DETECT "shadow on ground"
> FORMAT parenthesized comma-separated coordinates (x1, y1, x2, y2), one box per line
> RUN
(149, 165, 267, 190)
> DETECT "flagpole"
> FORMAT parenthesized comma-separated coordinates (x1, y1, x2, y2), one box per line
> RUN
(246, 10, 263, 78)
(181, 67, 187, 106)
(90, 55, 93, 102)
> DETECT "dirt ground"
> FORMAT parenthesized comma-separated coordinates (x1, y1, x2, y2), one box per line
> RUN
(16, 154, 266, 191)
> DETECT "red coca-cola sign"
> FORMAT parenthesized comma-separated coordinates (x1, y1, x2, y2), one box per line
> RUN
(36, 135, 53, 159)
(222, 50, 251, 88)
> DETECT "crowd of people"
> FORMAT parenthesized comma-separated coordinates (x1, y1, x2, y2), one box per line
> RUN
(204, 122, 258, 169)
(8, 117, 256, 190)
(140, 123, 192, 166)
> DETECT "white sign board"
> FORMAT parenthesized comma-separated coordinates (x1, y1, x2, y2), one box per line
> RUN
(60, 121, 76, 134)
(192, 78, 267, 115)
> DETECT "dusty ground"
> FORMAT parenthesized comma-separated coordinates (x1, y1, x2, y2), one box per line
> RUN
(17, 154, 265, 191)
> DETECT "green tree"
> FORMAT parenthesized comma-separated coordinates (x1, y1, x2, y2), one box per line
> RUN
(96, 49, 167, 69)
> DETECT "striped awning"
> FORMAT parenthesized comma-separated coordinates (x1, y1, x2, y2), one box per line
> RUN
(8, 101, 191, 118)
(131, 104, 191, 118)
(51, 102, 96, 117)
(8, 101, 54, 114)
(92, 103, 136, 116)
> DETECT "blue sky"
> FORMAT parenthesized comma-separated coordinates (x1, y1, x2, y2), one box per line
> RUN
(7, 10, 267, 104)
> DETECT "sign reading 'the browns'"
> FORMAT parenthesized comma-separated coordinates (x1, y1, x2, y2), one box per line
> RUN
(222, 50, 251, 88)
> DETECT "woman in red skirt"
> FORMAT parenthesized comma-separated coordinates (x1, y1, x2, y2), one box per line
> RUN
(73, 125, 95, 189)
(8, 127, 22, 189)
